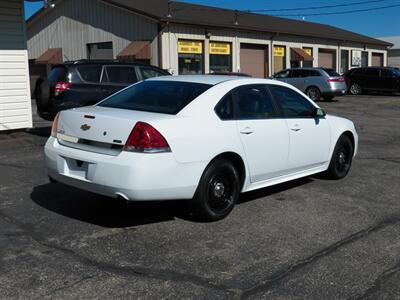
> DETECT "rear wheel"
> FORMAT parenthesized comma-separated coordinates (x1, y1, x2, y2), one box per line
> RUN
(192, 159, 240, 221)
(325, 134, 354, 179)
(306, 87, 321, 101)
(349, 83, 362, 95)
(35, 78, 51, 110)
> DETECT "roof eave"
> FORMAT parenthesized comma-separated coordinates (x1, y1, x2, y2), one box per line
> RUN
(160, 18, 392, 48)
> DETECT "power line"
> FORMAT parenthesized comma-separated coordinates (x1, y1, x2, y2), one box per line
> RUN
(250, 0, 387, 12)
(270, 3, 400, 16)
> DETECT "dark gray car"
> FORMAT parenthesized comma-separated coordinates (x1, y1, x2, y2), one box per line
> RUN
(273, 68, 347, 101)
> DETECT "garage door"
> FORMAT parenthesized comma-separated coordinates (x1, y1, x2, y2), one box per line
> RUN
(318, 50, 335, 69)
(240, 44, 267, 78)
(372, 53, 384, 67)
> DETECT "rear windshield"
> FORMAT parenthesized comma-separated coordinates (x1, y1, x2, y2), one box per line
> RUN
(322, 68, 340, 77)
(48, 66, 67, 82)
(98, 80, 212, 114)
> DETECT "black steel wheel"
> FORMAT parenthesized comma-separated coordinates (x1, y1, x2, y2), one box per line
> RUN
(306, 87, 321, 101)
(192, 158, 239, 221)
(326, 134, 354, 179)
(349, 83, 362, 95)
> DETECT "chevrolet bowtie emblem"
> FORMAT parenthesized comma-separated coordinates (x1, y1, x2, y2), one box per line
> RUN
(80, 124, 91, 131)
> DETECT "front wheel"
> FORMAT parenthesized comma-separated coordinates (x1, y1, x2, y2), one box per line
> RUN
(325, 135, 354, 179)
(192, 159, 240, 221)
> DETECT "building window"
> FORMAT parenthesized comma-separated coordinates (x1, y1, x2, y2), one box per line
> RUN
(340, 50, 349, 74)
(178, 40, 204, 75)
(302, 47, 313, 67)
(209, 42, 232, 73)
(273, 46, 286, 74)
(361, 51, 369, 67)
(87, 42, 113, 60)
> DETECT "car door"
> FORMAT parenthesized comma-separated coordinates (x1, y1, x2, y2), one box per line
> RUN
(269, 85, 331, 172)
(364, 68, 381, 91)
(100, 65, 139, 98)
(68, 64, 104, 106)
(380, 68, 399, 91)
(287, 69, 305, 91)
(234, 84, 290, 182)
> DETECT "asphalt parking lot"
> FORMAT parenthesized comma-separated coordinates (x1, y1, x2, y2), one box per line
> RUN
(1, 95, 400, 299)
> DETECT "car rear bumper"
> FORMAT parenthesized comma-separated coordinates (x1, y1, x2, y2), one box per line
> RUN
(45, 137, 205, 201)
(322, 90, 347, 97)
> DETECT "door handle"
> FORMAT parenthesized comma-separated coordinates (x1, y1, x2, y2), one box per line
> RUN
(240, 127, 254, 135)
(291, 124, 301, 132)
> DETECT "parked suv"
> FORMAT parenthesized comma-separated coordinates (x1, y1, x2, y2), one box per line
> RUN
(272, 67, 347, 101)
(344, 67, 400, 95)
(34, 60, 170, 120)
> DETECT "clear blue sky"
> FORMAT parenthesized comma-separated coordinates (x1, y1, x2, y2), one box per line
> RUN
(24, 0, 400, 37)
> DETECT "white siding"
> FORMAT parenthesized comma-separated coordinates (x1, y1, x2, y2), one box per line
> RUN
(388, 49, 400, 67)
(27, 0, 159, 65)
(0, 0, 32, 131)
(0, 0, 25, 50)
(0, 51, 32, 131)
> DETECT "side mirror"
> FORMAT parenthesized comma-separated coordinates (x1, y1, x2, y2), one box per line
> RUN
(313, 107, 326, 118)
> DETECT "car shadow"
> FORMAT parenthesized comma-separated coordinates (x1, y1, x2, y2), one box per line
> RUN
(31, 183, 188, 228)
(26, 126, 51, 138)
(31, 177, 314, 226)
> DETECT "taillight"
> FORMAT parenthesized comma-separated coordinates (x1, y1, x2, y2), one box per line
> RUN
(124, 122, 171, 153)
(327, 77, 345, 83)
(51, 112, 60, 137)
(55, 82, 72, 96)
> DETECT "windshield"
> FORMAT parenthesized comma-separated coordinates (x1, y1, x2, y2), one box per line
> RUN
(322, 68, 341, 77)
(98, 80, 212, 115)
(393, 68, 400, 77)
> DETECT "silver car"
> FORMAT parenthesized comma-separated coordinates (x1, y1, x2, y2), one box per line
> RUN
(273, 68, 347, 101)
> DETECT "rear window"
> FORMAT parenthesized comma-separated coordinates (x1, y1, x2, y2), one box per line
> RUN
(322, 68, 340, 77)
(102, 66, 138, 84)
(48, 67, 67, 82)
(77, 64, 102, 83)
(98, 80, 212, 114)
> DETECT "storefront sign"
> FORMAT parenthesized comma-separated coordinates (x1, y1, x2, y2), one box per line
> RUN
(351, 50, 362, 66)
(178, 41, 203, 54)
(209, 42, 231, 55)
(303, 47, 313, 56)
(274, 46, 285, 57)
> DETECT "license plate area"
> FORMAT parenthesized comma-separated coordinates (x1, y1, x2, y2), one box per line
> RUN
(64, 157, 90, 179)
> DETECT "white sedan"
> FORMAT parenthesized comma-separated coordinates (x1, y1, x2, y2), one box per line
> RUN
(45, 75, 358, 221)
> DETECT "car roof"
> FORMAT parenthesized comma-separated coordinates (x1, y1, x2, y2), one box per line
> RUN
(147, 75, 248, 85)
(60, 60, 162, 67)
(147, 75, 283, 86)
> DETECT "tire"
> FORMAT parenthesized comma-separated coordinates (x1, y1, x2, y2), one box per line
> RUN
(306, 87, 321, 101)
(349, 83, 362, 95)
(325, 134, 354, 179)
(192, 159, 240, 221)
(35, 79, 51, 110)
(323, 95, 334, 101)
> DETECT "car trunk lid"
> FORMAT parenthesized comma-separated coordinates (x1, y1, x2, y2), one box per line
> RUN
(56, 106, 174, 154)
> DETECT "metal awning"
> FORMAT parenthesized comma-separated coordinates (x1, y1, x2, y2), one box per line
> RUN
(291, 47, 313, 62)
(35, 48, 63, 64)
(117, 41, 151, 60)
